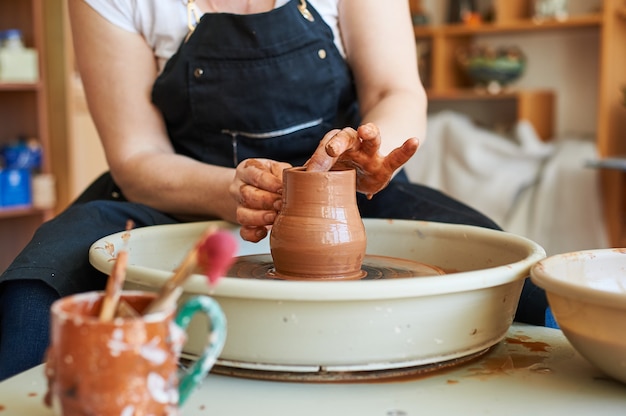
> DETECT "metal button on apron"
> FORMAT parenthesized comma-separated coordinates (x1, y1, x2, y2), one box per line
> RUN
(193, 68, 204, 78)
(318, 49, 326, 59)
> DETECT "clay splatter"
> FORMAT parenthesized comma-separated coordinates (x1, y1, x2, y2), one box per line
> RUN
(460, 334, 552, 380)
(506, 335, 551, 353)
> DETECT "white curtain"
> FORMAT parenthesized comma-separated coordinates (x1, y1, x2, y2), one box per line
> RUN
(404, 111, 609, 256)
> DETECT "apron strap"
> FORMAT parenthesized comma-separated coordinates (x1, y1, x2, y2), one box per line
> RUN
(298, 0, 314, 22)
(185, 0, 201, 41)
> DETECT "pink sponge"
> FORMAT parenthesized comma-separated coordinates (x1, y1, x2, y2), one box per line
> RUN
(196, 230, 238, 285)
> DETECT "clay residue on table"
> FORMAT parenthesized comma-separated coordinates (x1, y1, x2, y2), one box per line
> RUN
(505, 335, 550, 353)
(458, 333, 553, 381)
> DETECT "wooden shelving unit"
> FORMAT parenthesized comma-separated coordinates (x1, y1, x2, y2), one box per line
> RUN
(412, 0, 626, 247)
(414, 13, 604, 37)
(0, 0, 55, 271)
(427, 89, 555, 140)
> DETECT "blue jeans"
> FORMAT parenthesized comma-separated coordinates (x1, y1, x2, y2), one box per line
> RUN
(0, 183, 178, 382)
(0, 280, 59, 381)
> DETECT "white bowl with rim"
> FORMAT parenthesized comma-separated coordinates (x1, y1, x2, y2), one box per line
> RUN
(531, 248, 626, 384)
(90, 219, 545, 379)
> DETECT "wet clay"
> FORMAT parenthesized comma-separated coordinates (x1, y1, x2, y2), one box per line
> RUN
(228, 254, 445, 280)
(44, 292, 185, 415)
(270, 167, 367, 280)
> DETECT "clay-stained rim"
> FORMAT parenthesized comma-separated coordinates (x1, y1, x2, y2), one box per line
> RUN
(531, 248, 626, 309)
(90, 219, 546, 301)
(50, 290, 169, 323)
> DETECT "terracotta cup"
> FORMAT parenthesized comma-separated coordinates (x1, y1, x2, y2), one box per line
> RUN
(270, 167, 367, 280)
(44, 291, 226, 415)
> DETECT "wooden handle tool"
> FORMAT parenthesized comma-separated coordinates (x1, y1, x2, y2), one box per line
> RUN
(99, 250, 129, 321)
(143, 225, 219, 315)
(98, 220, 135, 321)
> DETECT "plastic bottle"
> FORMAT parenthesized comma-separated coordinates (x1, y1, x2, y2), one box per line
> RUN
(0, 28, 38, 82)
(2, 29, 25, 50)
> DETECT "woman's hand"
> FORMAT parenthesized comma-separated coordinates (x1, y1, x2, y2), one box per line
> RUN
(230, 158, 292, 242)
(304, 123, 419, 198)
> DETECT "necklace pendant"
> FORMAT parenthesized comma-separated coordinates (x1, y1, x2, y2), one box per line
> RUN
(298, 0, 315, 22)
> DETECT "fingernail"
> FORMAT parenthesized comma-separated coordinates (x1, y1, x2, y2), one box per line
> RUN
(273, 200, 282, 211)
(264, 212, 276, 223)
(256, 227, 268, 239)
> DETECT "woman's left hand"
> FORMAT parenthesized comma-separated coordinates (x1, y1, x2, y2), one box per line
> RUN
(304, 123, 419, 198)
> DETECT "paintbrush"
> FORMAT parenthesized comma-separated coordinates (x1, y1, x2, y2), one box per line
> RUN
(143, 225, 238, 315)
(99, 221, 135, 321)
(98, 250, 128, 321)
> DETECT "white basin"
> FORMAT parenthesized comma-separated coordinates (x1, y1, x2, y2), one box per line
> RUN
(89, 219, 545, 375)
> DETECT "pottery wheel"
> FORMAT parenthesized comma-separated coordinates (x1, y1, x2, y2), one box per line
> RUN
(227, 254, 445, 281)
(89, 219, 545, 384)
(181, 347, 491, 383)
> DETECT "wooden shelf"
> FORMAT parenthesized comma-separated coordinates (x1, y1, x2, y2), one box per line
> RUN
(414, 14, 603, 37)
(427, 89, 555, 141)
(0, 206, 50, 220)
(412, 0, 626, 247)
(0, 0, 54, 271)
(0, 81, 42, 91)
(427, 88, 544, 100)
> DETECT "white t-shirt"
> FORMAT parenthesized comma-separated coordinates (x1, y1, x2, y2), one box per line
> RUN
(83, 0, 344, 72)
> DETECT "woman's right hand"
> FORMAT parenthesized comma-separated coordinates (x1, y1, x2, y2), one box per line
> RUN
(230, 158, 292, 242)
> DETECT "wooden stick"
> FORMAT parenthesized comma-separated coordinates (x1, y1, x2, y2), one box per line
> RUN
(99, 250, 129, 321)
(98, 220, 134, 321)
(143, 225, 217, 315)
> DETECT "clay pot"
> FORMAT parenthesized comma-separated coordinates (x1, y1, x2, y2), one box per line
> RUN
(270, 167, 367, 280)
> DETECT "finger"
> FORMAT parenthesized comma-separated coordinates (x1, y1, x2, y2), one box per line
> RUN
(236, 206, 277, 227)
(269, 161, 292, 179)
(237, 203, 275, 243)
(384, 138, 420, 172)
(325, 127, 359, 157)
(356, 123, 382, 156)
(240, 159, 284, 193)
(239, 184, 281, 210)
(240, 225, 269, 243)
(304, 129, 342, 172)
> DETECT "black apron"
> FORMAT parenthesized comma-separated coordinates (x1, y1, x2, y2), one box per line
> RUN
(4, 0, 544, 324)
(152, 0, 360, 168)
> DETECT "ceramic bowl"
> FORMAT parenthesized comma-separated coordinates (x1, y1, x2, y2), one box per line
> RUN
(457, 45, 526, 90)
(531, 249, 626, 384)
(90, 219, 545, 376)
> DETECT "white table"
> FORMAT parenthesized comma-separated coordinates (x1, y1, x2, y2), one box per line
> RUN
(1, 324, 625, 415)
